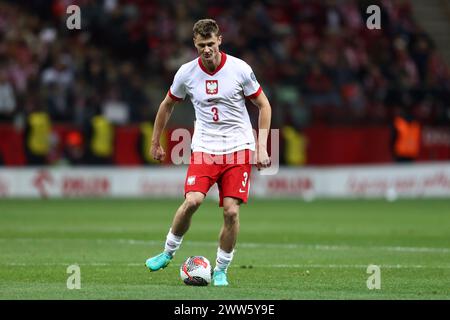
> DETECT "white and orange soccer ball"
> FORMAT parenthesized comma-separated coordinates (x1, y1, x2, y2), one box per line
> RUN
(180, 256, 212, 286)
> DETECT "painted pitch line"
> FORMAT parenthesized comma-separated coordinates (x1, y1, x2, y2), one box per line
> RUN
(2, 262, 450, 269)
(1, 237, 449, 254)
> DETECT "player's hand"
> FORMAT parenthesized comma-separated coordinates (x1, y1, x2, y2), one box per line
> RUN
(256, 148, 271, 171)
(150, 143, 166, 161)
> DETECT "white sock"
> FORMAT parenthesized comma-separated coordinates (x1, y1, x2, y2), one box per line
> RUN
(214, 247, 234, 273)
(164, 229, 183, 257)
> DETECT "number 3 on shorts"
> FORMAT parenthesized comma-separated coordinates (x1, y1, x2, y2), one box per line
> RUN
(239, 172, 248, 193)
(242, 172, 248, 187)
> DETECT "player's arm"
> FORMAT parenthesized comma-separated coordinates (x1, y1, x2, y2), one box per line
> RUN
(250, 90, 272, 169)
(150, 94, 178, 161)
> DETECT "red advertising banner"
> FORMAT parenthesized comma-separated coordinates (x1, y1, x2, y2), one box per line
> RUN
(0, 124, 448, 166)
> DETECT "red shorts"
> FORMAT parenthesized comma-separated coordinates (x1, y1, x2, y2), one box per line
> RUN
(184, 149, 253, 207)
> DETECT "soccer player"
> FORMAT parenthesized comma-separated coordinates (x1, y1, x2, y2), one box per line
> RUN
(145, 19, 272, 286)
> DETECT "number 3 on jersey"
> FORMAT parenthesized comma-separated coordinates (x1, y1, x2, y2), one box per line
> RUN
(211, 107, 219, 122)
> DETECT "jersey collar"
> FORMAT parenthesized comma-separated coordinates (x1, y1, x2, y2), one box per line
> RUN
(198, 52, 227, 76)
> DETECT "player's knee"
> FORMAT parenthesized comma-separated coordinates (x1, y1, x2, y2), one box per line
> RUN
(223, 205, 239, 224)
(184, 193, 203, 210)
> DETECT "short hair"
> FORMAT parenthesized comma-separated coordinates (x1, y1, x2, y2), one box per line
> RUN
(193, 19, 220, 38)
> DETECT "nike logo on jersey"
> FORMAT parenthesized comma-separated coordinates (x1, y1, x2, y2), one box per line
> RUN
(239, 188, 246, 193)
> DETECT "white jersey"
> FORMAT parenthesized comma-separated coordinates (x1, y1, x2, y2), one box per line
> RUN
(168, 52, 261, 154)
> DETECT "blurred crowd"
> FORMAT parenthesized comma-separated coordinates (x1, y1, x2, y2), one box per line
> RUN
(1, 0, 449, 130)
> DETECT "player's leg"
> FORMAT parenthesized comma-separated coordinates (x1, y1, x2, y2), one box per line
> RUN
(218, 196, 241, 253)
(213, 150, 252, 285)
(146, 152, 216, 272)
(213, 197, 241, 285)
(145, 192, 205, 271)
(170, 191, 205, 236)
(167, 191, 205, 250)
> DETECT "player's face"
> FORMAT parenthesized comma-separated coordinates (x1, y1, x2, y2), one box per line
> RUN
(193, 33, 222, 62)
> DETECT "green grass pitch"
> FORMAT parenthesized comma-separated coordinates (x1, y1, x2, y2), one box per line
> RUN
(0, 198, 449, 299)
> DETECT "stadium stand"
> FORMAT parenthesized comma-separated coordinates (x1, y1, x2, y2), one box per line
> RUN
(0, 0, 449, 165)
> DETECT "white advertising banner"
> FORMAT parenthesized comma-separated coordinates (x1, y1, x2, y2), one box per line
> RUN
(252, 164, 450, 199)
(0, 163, 449, 199)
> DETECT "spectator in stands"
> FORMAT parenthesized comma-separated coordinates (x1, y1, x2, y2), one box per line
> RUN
(304, 63, 341, 108)
(117, 62, 149, 123)
(41, 55, 75, 122)
(4, 0, 450, 131)
(101, 84, 130, 125)
(137, 107, 166, 165)
(0, 0, 449, 166)
(0, 68, 16, 122)
(83, 105, 115, 165)
(62, 130, 84, 166)
(23, 95, 52, 166)
(391, 106, 421, 162)
(411, 35, 433, 85)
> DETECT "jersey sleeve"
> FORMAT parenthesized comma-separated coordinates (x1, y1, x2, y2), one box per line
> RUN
(168, 66, 187, 101)
(241, 63, 262, 99)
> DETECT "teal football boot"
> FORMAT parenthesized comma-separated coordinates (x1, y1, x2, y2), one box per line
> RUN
(145, 252, 172, 271)
(212, 270, 229, 286)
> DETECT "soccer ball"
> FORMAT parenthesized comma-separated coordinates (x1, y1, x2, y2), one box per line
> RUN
(180, 256, 212, 286)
